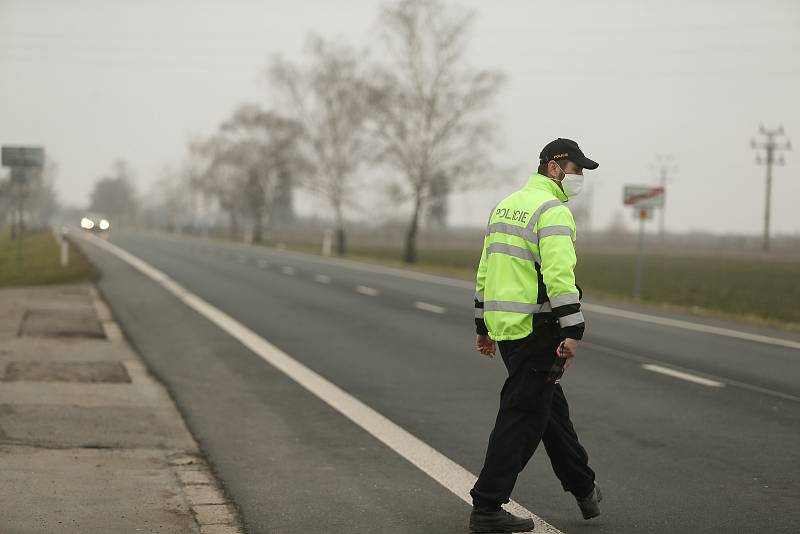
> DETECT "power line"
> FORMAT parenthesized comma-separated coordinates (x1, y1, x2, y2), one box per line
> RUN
(751, 125, 791, 253)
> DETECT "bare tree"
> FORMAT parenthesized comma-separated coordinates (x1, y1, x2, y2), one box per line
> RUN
(369, 0, 504, 263)
(220, 104, 307, 243)
(189, 134, 250, 240)
(0, 170, 11, 230)
(141, 164, 193, 232)
(89, 160, 138, 226)
(188, 105, 306, 242)
(0, 164, 56, 233)
(26, 158, 59, 228)
(269, 34, 371, 256)
(426, 171, 449, 229)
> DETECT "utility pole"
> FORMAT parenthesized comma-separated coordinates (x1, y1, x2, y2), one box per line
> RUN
(650, 154, 677, 241)
(633, 208, 647, 300)
(623, 186, 663, 300)
(2, 146, 45, 270)
(9, 167, 31, 270)
(751, 125, 791, 253)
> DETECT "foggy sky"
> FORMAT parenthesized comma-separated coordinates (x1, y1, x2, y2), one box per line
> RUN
(1, 0, 799, 235)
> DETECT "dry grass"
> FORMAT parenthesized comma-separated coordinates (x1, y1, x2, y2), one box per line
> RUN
(0, 229, 94, 287)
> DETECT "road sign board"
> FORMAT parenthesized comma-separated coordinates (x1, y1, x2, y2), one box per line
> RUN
(624, 185, 665, 208)
(2, 146, 45, 168)
(632, 207, 654, 220)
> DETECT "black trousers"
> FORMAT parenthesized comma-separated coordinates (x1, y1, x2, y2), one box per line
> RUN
(470, 316, 596, 510)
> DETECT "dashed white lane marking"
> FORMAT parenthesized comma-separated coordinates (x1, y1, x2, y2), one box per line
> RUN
(161, 234, 800, 351)
(76, 232, 563, 534)
(583, 341, 800, 402)
(642, 364, 725, 387)
(356, 285, 380, 297)
(314, 274, 331, 284)
(281, 266, 296, 276)
(414, 301, 446, 314)
(257, 259, 270, 269)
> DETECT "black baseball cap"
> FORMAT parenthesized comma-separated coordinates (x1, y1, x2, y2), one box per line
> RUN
(539, 138, 599, 170)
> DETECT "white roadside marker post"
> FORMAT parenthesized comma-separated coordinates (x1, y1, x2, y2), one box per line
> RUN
(322, 228, 333, 257)
(60, 229, 69, 267)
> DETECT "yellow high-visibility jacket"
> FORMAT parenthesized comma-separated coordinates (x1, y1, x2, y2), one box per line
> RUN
(474, 173, 584, 341)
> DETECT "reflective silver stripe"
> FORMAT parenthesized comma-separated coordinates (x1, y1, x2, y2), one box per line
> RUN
(484, 301, 552, 314)
(487, 222, 530, 240)
(484, 300, 538, 313)
(559, 311, 585, 327)
(538, 225, 573, 240)
(549, 293, 580, 308)
(486, 199, 563, 245)
(474, 308, 484, 319)
(525, 199, 563, 233)
(486, 242, 540, 263)
(475, 291, 484, 302)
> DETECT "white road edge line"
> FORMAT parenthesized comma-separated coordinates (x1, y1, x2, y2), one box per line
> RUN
(414, 301, 447, 315)
(356, 285, 380, 297)
(75, 232, 562, 534)
(281, 266, 296, 276)
(582, 303, 800, 351)
(641, 363, 725, 387)
(314, 274, 332, 284)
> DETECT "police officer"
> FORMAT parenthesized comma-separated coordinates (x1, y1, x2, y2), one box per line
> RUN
(469, 138, 602, 533)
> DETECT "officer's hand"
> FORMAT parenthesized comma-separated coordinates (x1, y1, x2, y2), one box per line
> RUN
(476, 335, 496, 358)
(557, 338, 578, 369)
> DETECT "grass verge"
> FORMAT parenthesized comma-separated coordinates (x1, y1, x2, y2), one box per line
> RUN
(0, 228, 94, 287)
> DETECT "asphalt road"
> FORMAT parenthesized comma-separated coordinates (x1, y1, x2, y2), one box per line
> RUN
(75, 230, 800, 534)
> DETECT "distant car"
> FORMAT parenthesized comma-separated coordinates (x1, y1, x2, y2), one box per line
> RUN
(80, 213, 111, 232)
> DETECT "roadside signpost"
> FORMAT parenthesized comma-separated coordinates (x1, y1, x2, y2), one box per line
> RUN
(624, 185, 665, 300)
(10, 166, 39, 185)
(2, 146, 44, 168)
(624, 185, 665, 208)
(2, 145, 45, 270)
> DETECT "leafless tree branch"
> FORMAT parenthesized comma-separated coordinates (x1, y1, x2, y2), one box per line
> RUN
(369, 0, 504, 262)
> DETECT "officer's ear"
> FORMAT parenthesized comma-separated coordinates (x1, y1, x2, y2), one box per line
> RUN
(547, 160, 560, 180)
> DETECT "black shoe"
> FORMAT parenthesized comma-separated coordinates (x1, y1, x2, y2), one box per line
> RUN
(469, 508, 535, 533)
(576, 482, 603, 520)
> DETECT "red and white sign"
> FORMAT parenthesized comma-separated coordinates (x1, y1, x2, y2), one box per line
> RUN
(623, 185, 665, 208)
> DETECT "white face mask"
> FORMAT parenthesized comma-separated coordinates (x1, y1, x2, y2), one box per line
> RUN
(562, 173, 584, 197)
(555, 163, 584, 198)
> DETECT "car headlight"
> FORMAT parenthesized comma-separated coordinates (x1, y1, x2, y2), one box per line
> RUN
(80, 217, 95, 230)
(99, 219, 110, 230)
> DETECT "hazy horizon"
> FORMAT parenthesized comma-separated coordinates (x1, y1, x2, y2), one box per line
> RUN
(1, 0, 798, 236)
